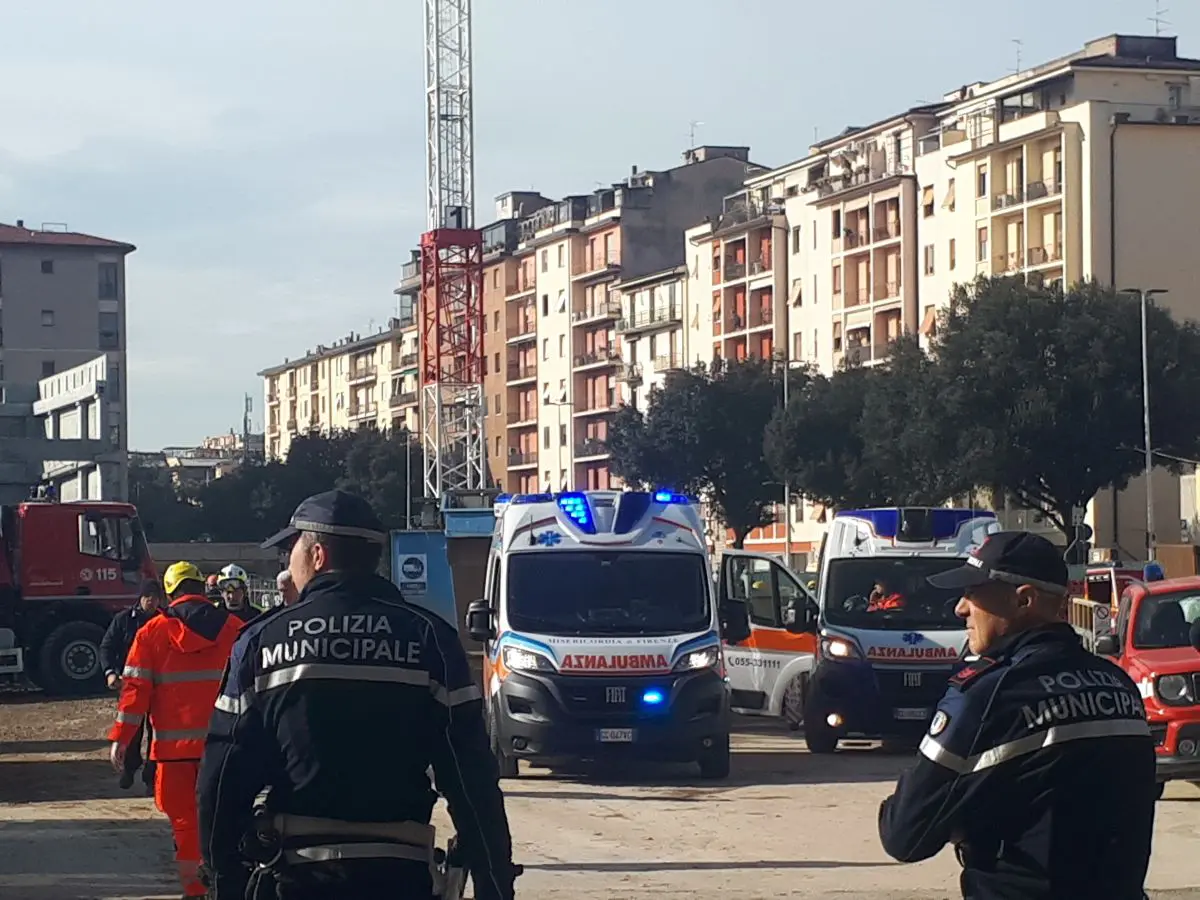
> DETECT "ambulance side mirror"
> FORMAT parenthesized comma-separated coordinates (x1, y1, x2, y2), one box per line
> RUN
(465, 599, 494, 644)
(720, 599, 751, 645)
(783, 598, 819, 635)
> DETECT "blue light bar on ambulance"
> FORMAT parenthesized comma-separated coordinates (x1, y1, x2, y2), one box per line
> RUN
(556, 492, 597, 534)
(511, 493, 554, 505)
(839, 507, 996, 543)
(652, 490, 690, 505)
(494, 493, 512, 504)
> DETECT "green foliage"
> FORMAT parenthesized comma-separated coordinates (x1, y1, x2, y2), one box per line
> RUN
(607, 357, 801, 547)
(133, 429, 423, 543)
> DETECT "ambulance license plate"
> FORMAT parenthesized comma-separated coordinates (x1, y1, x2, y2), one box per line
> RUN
(597, 728, 635, 743)
(893, 707, 930, 721)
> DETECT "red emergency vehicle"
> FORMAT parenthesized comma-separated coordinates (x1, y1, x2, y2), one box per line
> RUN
(1095, 575, 1200, 791)
(0, 498, 156, 694)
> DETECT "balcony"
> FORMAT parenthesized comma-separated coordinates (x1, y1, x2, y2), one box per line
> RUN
(575, 440, 608, 459)
(994, 251, 1024, 273)
(992, 188, 1025, 211)
(286, 418, 298, 431)
(267, 392, 280, 405)
(813, 163, 906, 200)
(348, 402, 377, 420)
(573, 348, 620, 370)
(872, 222, 902, 241)
(875, 280, 901, 300)
(286, 384, 297, 398)
(400, 259, 421, 288)
(389, 390, 418, 408)
(573, 398, 615, 416)
(617, 362, 643, 384)
(506, 452, 537, 469)
(842, 230, 870, 251)
(572, 299, 621, 323)
(572, 249, 622, 281)
(506, 314, 537, 342)
(653, 354, 682, 373)
(505, 272, 537, 298)
(395, 352, 419, 370)
(506, 362, 537, 384)
(617, 304, 682, 335)
(268, 420, 279, 434)
(749, 258, 772, 278)
(1025, 180, 1062, 203)
(507, 408, 537, 426)
(721, 261, 747, 282)
(1027, 245, 1063, 266)
(844, 344, 872, 365)
(348, 365, 378, 384)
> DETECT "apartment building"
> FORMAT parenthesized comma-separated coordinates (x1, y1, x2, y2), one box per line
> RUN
(0, 221, 134, 494)
(259, 314, 420, 460)
(611, 264, 688, 410)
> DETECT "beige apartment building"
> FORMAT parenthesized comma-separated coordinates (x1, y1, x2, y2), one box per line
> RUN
(259, 314, 419, 460)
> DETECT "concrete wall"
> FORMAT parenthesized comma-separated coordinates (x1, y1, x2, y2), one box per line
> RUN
(148, 542, 282, 578)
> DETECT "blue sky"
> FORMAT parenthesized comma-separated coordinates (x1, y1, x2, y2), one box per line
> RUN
(0, 0, 1195, 449)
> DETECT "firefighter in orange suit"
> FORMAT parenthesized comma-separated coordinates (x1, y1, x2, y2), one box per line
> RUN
(108, 561, 242, 898)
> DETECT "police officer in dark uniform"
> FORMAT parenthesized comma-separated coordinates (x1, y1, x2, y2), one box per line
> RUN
(197, 490, 517, 900)
(878, 531, 1156, 900)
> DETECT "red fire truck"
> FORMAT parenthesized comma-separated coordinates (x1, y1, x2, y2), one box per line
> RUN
(0, 498, 156, 695)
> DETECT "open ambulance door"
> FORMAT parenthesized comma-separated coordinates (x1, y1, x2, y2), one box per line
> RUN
(719, 550, 818, 717)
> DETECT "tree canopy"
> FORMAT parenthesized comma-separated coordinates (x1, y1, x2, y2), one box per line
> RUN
(131, 428, 423, 543)
(607, 357, 803, 547)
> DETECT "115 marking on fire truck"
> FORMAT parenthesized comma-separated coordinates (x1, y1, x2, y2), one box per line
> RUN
(79, 566, 119, 583)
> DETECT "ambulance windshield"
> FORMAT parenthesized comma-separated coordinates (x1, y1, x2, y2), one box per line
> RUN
(506, 550, 710, 636)
(824, 557, 965, 631)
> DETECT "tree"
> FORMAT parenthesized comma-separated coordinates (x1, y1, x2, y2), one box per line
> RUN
(608, 357, 799, 548)
(128, 463, 202, 542)
(338, 427, 424, 530)
(932, 276, 1200, 541)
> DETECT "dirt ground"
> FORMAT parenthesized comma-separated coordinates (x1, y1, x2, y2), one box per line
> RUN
(2, 688, 1199, 900)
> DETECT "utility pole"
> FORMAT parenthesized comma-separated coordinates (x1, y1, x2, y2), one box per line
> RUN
(1121, 287, 1168, 560)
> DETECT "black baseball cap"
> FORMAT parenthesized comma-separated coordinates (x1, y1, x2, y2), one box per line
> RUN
(139, 578, 163, 598)
(927, 530, 1070, 595)
(261, 489, 388, 550)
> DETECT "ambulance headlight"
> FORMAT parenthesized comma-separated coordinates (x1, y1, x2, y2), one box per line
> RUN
(502, 646, 556, 673)
(820, 636, 862, 662)
(673, 645, 720, 673)
(1155, 674, 1194, 706)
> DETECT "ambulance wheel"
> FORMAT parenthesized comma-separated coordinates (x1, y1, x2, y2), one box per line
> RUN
(698, 734, 731, 780)
(782, 675, 807, 732)
(488, 704, 518, 779)
(804, 714, 839, 754)
(38, 621, 106, 696)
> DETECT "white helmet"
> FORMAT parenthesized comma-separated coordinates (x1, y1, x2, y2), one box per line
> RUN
(218, 564, 249, 588)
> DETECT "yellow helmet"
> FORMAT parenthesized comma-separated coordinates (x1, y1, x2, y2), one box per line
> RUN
(163, 561, 204, 596)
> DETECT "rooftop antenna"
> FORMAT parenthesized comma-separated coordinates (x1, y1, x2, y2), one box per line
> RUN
(1149, 0, 1171, 36)
(1011, 38, 1023, 75)
(689, 120, 704, 147)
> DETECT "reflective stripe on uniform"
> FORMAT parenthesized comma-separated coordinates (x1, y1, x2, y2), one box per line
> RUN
(920, 718, 1151, 775)
(123, 665, 154, 680)
(114, 711, 144, 725)
(282, 842, 432, 865)
(255, 663, 431, 694)
(431, 682, 482, 708)
(156, 669, 225, 684)
(153, 727, 209, 741)
(214, 693, 252, 715)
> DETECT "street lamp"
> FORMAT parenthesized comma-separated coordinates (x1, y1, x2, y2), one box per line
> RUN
(1121, 287, 1168, 561)
(773, 350, 796, 565)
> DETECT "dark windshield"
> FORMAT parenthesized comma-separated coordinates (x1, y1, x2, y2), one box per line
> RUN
(1132, 591, 1200, 650)
(506, 551, 710, 637)
(824, 557, 966, 631)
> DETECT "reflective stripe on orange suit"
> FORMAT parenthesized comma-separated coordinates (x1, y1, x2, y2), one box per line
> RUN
(108, 594, 241, 897)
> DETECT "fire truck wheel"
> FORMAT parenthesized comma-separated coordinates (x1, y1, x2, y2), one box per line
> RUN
(38, 621, 107, 696)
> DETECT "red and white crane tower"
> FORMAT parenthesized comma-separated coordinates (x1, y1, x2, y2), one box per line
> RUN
(419, 0, 485, 500)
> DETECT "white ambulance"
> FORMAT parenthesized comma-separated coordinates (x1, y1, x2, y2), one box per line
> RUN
(464, 490, 744, 779)
(797, 507, 1000, 752)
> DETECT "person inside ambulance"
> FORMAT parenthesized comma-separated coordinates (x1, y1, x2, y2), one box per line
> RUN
(878, 531, 1156, 900)
(866, 578, 906, 613)
(108, 561, 243, 899)
(197, 489, 517, 900)
(216, 563, 260, 625)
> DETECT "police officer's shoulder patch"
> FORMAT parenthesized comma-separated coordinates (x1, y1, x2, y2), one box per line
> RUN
(929, 710, 950, 736)
(949, 655, 1001, 690)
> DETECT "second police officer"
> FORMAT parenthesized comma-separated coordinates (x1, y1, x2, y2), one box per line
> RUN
(197, 490, 518, 900)
(878, 531, 1157, 900)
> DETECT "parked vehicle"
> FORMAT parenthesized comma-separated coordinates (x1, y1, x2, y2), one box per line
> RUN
(0, 498, 156, 694)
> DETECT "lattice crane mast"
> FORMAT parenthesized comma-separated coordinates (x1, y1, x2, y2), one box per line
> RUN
(420, 0, 485, 501)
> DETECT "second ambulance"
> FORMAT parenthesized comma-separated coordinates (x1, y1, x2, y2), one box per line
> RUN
(464, 490, 743, 779)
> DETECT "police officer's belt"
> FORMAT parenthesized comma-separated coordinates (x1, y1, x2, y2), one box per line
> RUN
(265, 813, 436, 866)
